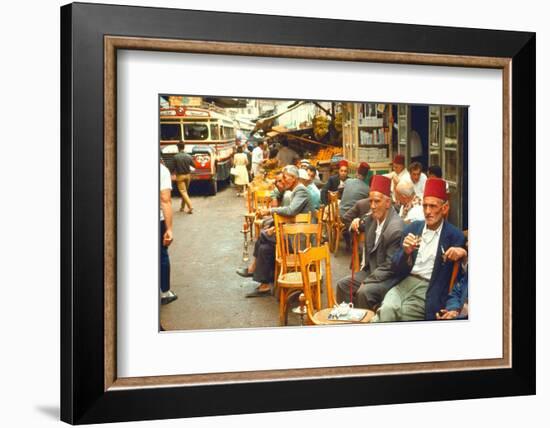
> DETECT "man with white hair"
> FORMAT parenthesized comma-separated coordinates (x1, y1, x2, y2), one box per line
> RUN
(260, 165, 316, 219)
(395, 180, 424, 224)
(239, 165, 315, 297)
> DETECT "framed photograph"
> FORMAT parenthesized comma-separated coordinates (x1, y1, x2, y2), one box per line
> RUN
(61, 2, 535, 424)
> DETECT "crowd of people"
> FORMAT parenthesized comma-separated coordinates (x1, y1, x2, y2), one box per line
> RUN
(234, 146, 468, 323)
(159, 138, 468, 325)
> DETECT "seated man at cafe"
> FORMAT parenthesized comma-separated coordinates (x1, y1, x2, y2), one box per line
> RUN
(302, 166, 321, 210)
(236, 172, 290, 282)
(437, 240, 468, 320)
(341, 196, 370, 230)
(339, 162, 371, 218)
(336, 175, 405, 310)
(394, 180, 424, 224)
(321, 160, 349, 205)
(371, 178, 466, 322)
(270, 171, 292, 208)
(438, 269, 468, 320)
(237, 165, 315, 297)
(385, 154, 410, 203)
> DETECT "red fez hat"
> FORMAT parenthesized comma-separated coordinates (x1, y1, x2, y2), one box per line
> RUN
(392, 154, 405, 165)
(370, 175, 391, 197)
(338, 159, 349, 168)
(424, 178, 448, 201)
(357, 162, 370, 177)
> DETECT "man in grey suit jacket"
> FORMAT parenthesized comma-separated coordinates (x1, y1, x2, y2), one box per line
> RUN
(336, 175, 405, 310)
(342, 197, 370, 228)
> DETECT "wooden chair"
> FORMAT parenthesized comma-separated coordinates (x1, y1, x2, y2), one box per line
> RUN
(277, 222, 322, 325)
(316, 204, 327, 243)
(326, 191, 346, 255)
(253, 189, 273, 238)
(273, 213, 312, 289)
(448, 261, 460, 293)
(298, 244, 375, 325)
(447, 229, 468, 293)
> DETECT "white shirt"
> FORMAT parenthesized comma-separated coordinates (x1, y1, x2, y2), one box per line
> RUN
(412, 173, 427, 197)
(410, 221, 444, 280)
(251, 146, 264, 165)
(385, 169, 411, 201)
(160, 164, 172, 221)
(399, 203, 424, 223)
(360, 214, 386, 269)
(374, 216, 387, 246)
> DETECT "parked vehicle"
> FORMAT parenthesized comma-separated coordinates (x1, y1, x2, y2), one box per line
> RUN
(160, 105, 241, 195)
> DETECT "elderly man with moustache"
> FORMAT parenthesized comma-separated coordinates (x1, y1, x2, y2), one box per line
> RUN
(336, 175, 405, 310)
(235, 171, 291, 286)
(371, 178, 465, 322)
(270, 171, 292, 208)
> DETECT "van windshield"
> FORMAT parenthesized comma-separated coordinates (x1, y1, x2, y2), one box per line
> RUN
(183, 123, 209, 140)
(160, 124, 181, 141)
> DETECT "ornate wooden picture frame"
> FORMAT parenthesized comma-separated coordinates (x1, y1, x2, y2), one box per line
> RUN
(61, 2, 535, 424)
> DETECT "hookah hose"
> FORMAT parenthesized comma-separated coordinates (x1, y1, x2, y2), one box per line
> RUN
(350, 231, 358, 304)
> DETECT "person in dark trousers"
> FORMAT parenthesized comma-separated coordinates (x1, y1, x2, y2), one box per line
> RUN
(336, 175, 405, 310)
(160, 161, 177, 305)
(371, 178, 466, 322)
(237, 165, 315, 297)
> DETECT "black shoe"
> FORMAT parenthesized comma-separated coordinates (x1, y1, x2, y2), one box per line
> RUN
(236, 267, 253, 278)
(245, 286, 271, 298)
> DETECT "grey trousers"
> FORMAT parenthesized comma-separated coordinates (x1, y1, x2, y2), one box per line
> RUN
(336, 271, 397, 310)
(371, 275, 429, 323)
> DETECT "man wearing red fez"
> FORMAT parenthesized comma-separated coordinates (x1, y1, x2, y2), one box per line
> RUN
(320, 159, 349, 205)
(385, 153, 411, 202)
(337, 175, 405, 309)
(371, 178, 466, 322)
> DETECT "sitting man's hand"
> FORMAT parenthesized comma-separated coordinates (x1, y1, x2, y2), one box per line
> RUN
(443, 246, 467, 263)
(258, 208, 270, 217)
(436, 309, 460, 320)
(403, 233, 420, 255)
(350, 218, 361, 233)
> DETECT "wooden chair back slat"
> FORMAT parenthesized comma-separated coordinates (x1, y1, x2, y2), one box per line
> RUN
(280, 222, 322, 274)
(299, 244, 335, 317)
(273, 213, 312, 262)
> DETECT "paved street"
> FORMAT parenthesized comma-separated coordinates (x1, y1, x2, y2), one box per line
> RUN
(160, 181, 353, 331)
